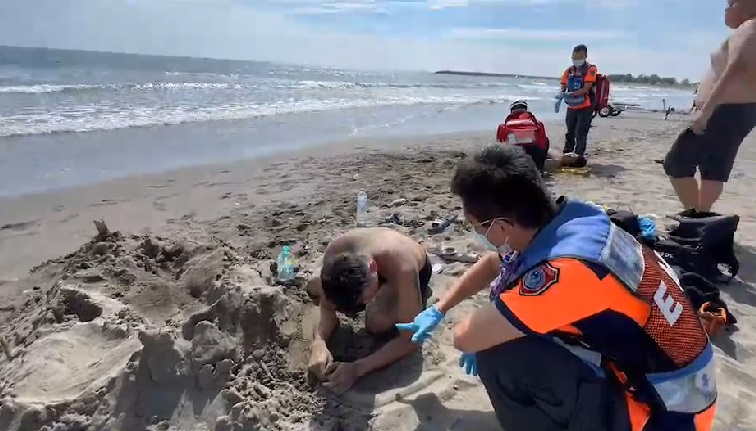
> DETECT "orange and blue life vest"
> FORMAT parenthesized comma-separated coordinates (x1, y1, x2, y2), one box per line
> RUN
(562, 64, 597, 109)
(493, 199, 716, 431)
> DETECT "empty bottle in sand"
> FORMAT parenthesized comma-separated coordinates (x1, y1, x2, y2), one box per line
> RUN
(276, 245, 295, 282)
(356, 190, 369, 227)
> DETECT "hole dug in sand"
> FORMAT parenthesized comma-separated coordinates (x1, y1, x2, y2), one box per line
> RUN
(1, 322, 140, 405)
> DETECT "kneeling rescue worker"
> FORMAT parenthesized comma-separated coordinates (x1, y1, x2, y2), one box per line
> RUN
(397, 144, 716, 431)
(496, 100, 550, 170)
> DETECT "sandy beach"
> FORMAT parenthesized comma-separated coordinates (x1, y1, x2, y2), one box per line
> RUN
(1, 112, 756, 431)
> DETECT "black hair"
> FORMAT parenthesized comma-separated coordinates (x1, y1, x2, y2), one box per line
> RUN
(320, 252, 369, 313)
(573, 44, 588, 54)
(451, 144, 556, 229)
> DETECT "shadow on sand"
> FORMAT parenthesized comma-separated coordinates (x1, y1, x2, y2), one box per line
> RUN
(403, 392, 500, 431)
(710, 243, 756, 359)
(588, 163, 627, 179)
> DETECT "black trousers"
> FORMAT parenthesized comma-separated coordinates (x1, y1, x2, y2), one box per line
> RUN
(563, 107, 594, 156)
(477, 337, 631, 431)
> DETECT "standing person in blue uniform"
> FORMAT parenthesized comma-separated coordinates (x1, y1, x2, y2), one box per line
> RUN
(397, 145, 717, 431)
(559, 44, 598, 167)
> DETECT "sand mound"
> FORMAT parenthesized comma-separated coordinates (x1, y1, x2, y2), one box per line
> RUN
(0, 222, 348, 431)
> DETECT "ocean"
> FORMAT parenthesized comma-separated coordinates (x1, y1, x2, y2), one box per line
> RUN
(0, 45, 695, 197)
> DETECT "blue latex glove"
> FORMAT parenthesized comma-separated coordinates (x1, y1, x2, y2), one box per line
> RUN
(395, 305, 444, 344)
(459, 352, 478, 376)
(554, 92, 566, 100)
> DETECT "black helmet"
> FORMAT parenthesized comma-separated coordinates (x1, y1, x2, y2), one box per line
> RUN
(510, 100, 528, 112)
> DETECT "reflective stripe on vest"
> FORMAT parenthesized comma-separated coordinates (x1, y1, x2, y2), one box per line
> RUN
(647, 342, 717, 413)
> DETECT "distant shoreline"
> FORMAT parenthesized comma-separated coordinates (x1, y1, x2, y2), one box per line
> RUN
(434, 70, 696, 90)
(434, 70, 555, 80)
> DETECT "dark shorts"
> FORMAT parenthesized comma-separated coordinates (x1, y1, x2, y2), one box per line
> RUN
(477, 337, 631, 431)
(663, 103, 756, 182)
(418, 256, 433, 307)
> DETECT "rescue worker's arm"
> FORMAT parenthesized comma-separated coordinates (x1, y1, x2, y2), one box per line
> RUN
(354, 264, 421, 375)
(559, 69, 568, 92)
(453, 303, 522, 353)
(435, 251, 501, 313)
(453, 258, 609, 353)
(569, 65, 596, 97)
(701, 21, 756, 118)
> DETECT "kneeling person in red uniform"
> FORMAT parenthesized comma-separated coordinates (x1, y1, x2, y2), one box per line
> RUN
(496, 100, 551, 170)
(398, 145, 717, 431)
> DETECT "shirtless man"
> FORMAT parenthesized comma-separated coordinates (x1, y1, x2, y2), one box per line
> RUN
(663, 0, 756, 215)
(306, 227, 432, 393)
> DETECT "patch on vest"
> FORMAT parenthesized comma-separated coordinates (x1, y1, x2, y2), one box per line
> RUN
(599, 223, 644, 292)
(520, 262, 559, 296)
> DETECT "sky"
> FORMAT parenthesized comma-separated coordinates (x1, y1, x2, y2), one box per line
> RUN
(0, 0, 730, 80)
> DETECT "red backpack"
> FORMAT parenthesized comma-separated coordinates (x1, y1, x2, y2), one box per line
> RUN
(570, 64, 611, 113)
(592, 73, 611, 112)
(496, 111, 549, 150)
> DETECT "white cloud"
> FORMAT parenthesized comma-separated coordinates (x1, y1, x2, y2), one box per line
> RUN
(447, 27, 627, 41)
(0, 0, 719, 79)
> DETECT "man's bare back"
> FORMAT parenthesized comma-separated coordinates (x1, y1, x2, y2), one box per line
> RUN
(306, 228, 432, 393)
(312, 228, 428, 330)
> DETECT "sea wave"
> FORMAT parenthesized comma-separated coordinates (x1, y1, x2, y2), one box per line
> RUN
(0, 82, 246, 94)
(0, 77, 559, 95)
(0, 93, 542, 138)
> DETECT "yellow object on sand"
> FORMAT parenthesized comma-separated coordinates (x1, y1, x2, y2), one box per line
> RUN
(555, 166, 591, 176)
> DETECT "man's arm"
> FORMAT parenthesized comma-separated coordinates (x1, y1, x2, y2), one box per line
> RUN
(308, 277, 339, 343)
(435, 251, 501, 314)
(454, 303, 523, 353)
(354, 267, 421, 375)
(702, 24, 756, 116)
(453, 259, 609, 353)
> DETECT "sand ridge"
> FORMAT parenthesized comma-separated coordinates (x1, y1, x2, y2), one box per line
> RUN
(0, 113, 756, 430)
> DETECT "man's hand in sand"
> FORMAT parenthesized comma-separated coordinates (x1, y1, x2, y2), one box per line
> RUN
(307, 339, 333, 382)
(323, 362, 362, 394)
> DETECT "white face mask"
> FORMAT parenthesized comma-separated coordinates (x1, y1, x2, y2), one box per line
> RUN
(472, 220, 514, 256)
(572, 59, 586, 67)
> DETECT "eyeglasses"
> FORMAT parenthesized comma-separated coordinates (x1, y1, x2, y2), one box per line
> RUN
(467, 217, 508, 230)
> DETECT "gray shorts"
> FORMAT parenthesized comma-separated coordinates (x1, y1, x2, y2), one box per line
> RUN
(663, 103, 756, 182)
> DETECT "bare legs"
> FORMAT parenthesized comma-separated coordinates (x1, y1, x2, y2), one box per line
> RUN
(670, 176, 723, 213)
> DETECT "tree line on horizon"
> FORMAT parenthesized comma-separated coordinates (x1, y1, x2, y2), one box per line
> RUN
(606, 73, 696, 87)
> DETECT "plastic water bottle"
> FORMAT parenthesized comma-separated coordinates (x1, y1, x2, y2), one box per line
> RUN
(276, 245, 295, 282)
(356, 190, 369, 227)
